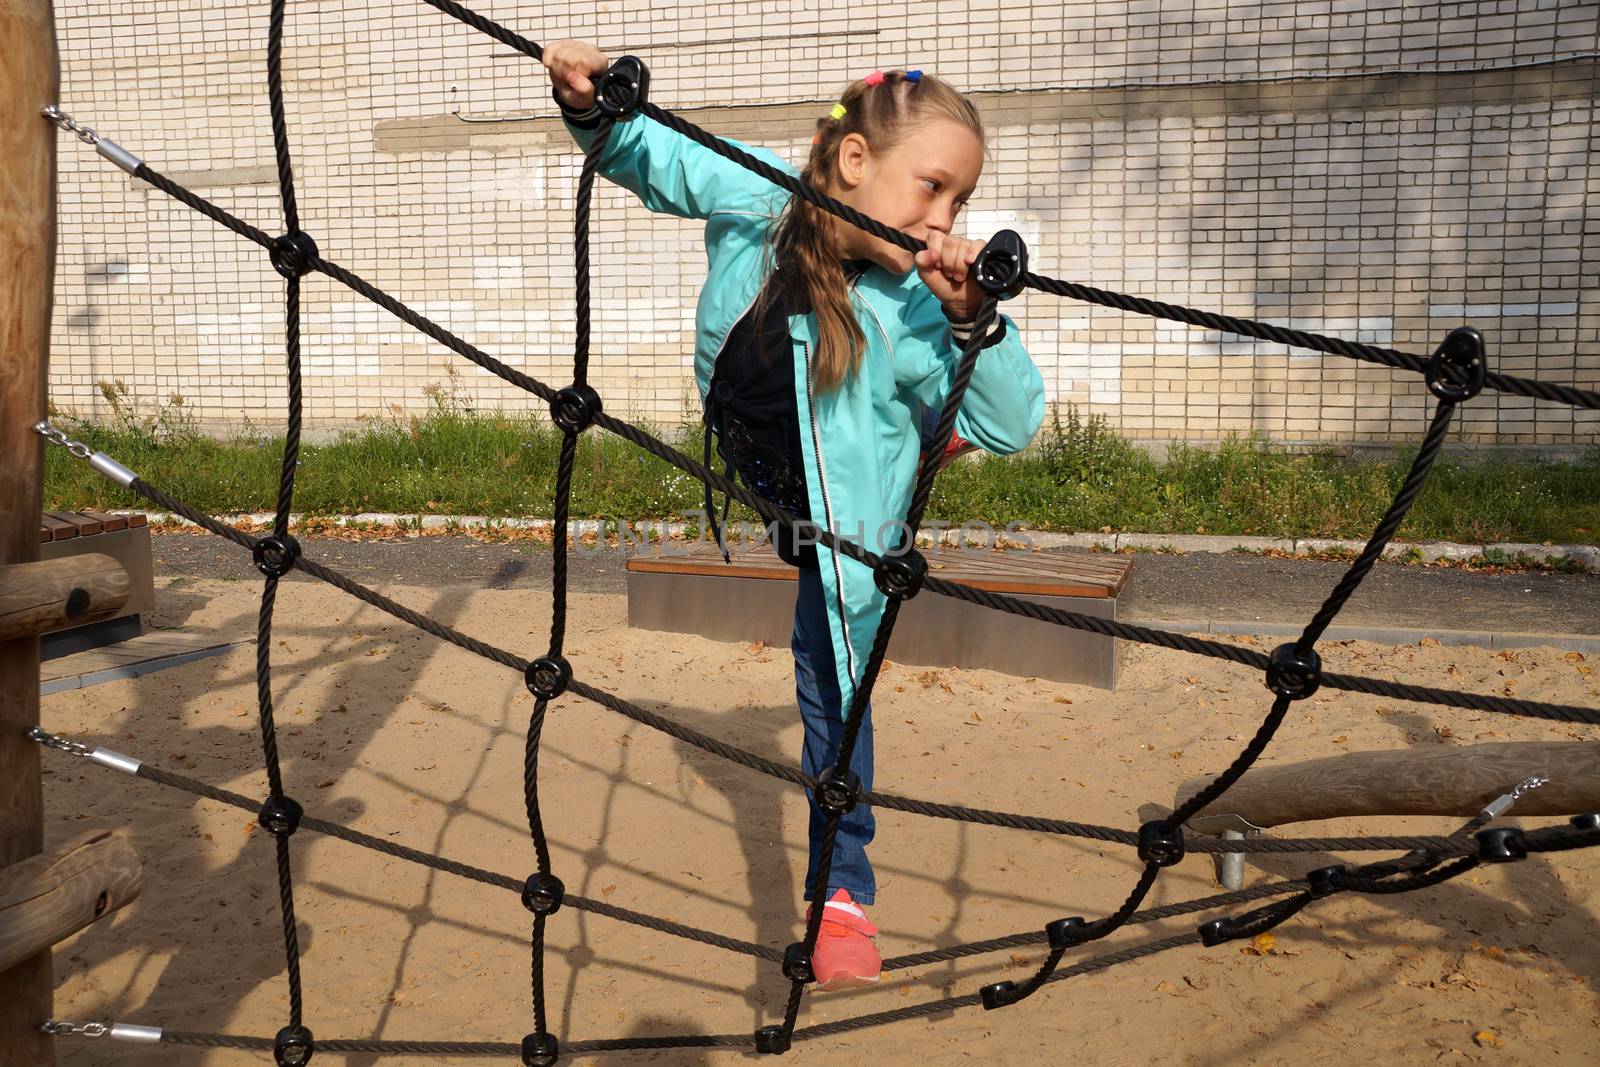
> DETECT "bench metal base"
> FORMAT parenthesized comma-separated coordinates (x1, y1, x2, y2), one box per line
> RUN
(627, 570, 1119, 690)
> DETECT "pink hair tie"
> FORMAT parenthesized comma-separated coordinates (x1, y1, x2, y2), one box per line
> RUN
(864, 70, 885, 86)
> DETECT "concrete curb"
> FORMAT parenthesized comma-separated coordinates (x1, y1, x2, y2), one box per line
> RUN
(1122, 619, 1599, 655)
(118, 510, 1599, 572)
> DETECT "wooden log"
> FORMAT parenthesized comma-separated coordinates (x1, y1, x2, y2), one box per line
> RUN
(1177, 741, 1600, 833)
(1, 1, 59, 1061)
(0, 556, 129, 643)
(0, 831, 141, 974)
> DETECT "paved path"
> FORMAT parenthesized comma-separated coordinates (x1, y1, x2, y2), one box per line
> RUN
(151, 533, 1599, 638)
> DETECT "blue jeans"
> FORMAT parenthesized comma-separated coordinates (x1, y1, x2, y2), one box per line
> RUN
(792, 565, 876, 905)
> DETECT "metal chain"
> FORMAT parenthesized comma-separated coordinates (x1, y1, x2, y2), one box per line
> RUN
(32, 418, 93, 460)
(39, 1021, 109, 1038)
(25, 725, 94, 758)
(40, 103, 100, 145)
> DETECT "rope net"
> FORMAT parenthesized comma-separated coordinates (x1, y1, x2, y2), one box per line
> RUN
(28, 1, 1600, 1062)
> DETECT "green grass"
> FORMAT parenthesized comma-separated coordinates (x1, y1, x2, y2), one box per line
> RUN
(43, 393, 1600, 545)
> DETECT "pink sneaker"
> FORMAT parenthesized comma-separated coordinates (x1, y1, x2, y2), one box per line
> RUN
(807, 889, 882, 990)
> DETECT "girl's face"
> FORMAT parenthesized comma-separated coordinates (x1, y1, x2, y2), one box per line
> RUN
(830, 117, 984, 274)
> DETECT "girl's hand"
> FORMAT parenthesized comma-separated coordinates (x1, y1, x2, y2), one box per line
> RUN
(914, 231, 986, 320)
(543, 39, 610, 111)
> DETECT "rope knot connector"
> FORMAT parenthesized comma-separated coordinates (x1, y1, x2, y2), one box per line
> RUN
(1265, 643, 1321, 700)
(781, 942, 814, 983)
(253, 534, 302, 578)
(979, 980, 1021, 1010)
(1197, 916, 1235, 947)
(524, 655, 573, 701)
(1570, 813, 1600, 832)
(1476, 826, 1527, 863)
(754, 1025, 791, 1055)
(1307, 864, 1347, 898)
(521, 871, 565, 916)
(259, 794, 304, 838)
(972, 228, 1029, 298)
(273, 1024, 314, 1067)
(1045, 915, 1087, 949)
(269, 230, 320, 280)
(550, 384, 602, 434)
(813, 767, 861, 816)
(1137, 821, 1185, 867)
(596, 55, 650, 119)
(1425, 325, 1487, 404)
(872, 546, 927, 601)
(520, 1032, 559, 1067)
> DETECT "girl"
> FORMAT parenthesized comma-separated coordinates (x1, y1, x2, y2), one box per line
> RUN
(544, 42, 1045, 989)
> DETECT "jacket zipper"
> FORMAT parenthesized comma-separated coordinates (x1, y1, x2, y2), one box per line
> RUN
(800, 338, 858, 695)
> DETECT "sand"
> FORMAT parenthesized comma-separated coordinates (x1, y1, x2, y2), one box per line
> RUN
(38, 575, 1600, 1065)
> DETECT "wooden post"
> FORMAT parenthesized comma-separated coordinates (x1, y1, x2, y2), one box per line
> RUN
(1177, 741, 1600, 833)
(0, 556, 131, 644)
(1, 1, 59, 1063)
(0, 830, 142, 975)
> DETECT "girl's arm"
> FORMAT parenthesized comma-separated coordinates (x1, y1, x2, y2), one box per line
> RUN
(546, 39, 792, 220)
(895, 283, 1046, 457)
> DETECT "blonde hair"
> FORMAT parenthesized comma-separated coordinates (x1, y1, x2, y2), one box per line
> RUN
(757, 71, 984, 394)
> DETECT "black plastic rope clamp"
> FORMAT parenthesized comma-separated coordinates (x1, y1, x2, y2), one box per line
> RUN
(1571, 813, 1600, 832)
(781, 941, 814, 983)
(253, 534, 302, 579)
(814, 767, 861, 816)
(872, 546, 927, 600)
(521, 871, 565, 916)
(1045, 916, 1087, 949)
(259, 794, 304, 838)
(1476, 826, 1527, 863)
(273, 1024, 314, 1067)
(979, 980, 1021, 1010)
(520, 1032, 559, 1067)
(1265, 642, 1321, 700)
(972, 229, 1028, 298)
(1425, 326, 1487, 403)
(269, 230, 319, 280)
(550, 384, 602, 434)
(524, 655, 572, 701)
(1137, 820, 1185, 867)
(1197, 917, 1233, 947)
(1307, 864, 1346, 899)
(596, 55, 650, 118)
(754, 1025, 791, 1055)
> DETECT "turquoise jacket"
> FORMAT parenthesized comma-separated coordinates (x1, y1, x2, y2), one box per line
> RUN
(564, 113, 1045, 715)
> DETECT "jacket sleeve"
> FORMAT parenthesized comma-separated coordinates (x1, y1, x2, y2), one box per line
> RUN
(892, 286, 1046, 456)
(561, 105, 795, 221)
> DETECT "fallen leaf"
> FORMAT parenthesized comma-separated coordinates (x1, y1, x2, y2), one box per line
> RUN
(1053, 696, 1073, 705)
(1419, 637, 1441, 647)
(1154, 980, 1180, 994)
(1241, 932, 1276, 956)
(601, 884, 616, 897)
(1473, 1030, 1504, 1049)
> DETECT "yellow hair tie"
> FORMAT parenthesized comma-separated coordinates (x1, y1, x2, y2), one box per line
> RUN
(829, 102, 847, 121)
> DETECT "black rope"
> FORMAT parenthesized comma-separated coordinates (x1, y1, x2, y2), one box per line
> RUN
(109, 163, 1600, 724)
(778, 301, 1001, 1039)
(1296, 402, 1457, 652)
(36, 4, 1600, 1054)
(410, 0, 1600, 410)
(258, 0, 309, 1034)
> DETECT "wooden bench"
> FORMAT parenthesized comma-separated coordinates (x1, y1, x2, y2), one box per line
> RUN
(626, 541, 1131, 689)
(37, 511, 154, 658)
